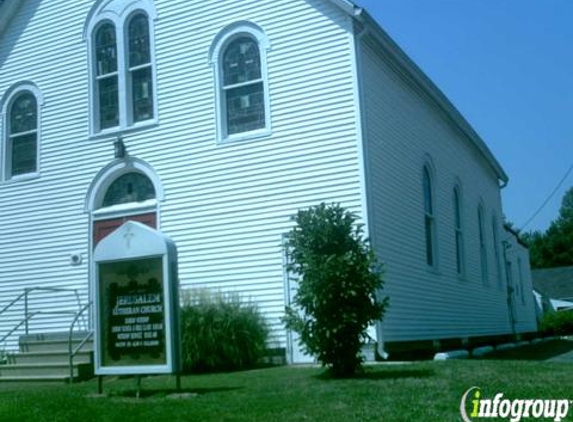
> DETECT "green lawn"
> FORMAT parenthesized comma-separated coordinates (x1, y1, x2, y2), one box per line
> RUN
(0, 351, 572, 422)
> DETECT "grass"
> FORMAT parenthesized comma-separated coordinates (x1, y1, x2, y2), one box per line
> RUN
(0, 343, 572, 422)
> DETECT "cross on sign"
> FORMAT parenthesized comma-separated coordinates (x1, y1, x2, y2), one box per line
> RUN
(123, 226, 135, 249)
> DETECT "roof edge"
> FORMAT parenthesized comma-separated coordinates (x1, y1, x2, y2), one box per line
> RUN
(353, 8, 508, 184)
(0, 0, 22, 39)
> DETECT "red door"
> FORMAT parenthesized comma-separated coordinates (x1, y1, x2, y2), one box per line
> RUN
(93, 213, 156, 247)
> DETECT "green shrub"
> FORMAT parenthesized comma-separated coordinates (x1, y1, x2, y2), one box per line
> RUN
(540, 310, 573, 336)
(180, 289, 270, 373)
(282, 203, 389, 377)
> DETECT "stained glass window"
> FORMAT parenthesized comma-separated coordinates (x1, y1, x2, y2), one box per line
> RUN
(128, 13, 153, 123)
(454, 187, 464, 276)
(9, 93, 38, 177)
(95, 22, 119, 129)
(423, 167, 435, 267)
(222, 37, 265, 135)
(102, 173, 156, 208)
(478, 205, 489, 284)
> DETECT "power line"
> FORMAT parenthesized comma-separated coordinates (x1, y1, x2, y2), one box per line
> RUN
(519, 162, 573, 231)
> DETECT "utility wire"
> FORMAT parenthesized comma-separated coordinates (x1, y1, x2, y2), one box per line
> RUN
(519, 162, 573, 231)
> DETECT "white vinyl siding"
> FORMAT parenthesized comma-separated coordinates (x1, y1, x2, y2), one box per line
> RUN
(0, 0, 360, 350)
(358, 32, 537, 342)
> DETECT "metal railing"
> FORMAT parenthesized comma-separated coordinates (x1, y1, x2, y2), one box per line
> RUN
(69, 302, 93, 382)
(0, 287, 89, 338)
(0, 287, 93, 380)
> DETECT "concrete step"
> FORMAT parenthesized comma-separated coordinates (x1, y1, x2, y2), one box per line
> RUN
(0, 375, 72, 382)
(0, 362, 92, 380)
(8, 351, 92, 365)
(19, 332, 90, 343)
(19, 338, 93, 353)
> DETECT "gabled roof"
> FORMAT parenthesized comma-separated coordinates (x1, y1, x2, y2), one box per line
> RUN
(0, 0, 509, 183)
(532, 266, 573, 301)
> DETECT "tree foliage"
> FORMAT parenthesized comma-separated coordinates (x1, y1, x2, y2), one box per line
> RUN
(282, 203, 388, 377)
(523, 187, 573, 269)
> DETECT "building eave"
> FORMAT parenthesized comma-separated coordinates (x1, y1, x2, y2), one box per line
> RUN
(339, 5, 509, 185)
(0, 0, 22, 39)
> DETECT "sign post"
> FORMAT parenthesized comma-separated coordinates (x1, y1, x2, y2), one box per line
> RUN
(93, 221, 180, 387)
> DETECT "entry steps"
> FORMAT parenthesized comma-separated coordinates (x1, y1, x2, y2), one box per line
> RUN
(0, 332, 93, 382)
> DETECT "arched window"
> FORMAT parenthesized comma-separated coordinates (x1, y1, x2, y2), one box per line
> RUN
(492, 215, 503, 288)
(95, 22, 119, 130)
(423, 166, 436, 267)
(478, 204, 489, 285)
(209, 22, 271, 143)
(517, 257, 525, 305)
(127, 13, 153, 123)
(101, 172, 155, 208)
(453, 186, 465, 276)
(86, 0, 157, 135)
(222, 36, 265, 135)
(6, 91, 38, 178)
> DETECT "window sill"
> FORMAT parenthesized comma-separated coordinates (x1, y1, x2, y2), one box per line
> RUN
(89, 119, 159, 141)
(218, 127, 271, 145)
(1, 172, 41, 185)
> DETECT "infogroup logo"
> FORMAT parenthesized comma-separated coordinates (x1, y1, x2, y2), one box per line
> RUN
(460, 387, 572, 422)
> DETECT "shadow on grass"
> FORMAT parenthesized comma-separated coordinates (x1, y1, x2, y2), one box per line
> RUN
(484, 340, 573, 361)
(110, 386, 244, 399)
(314, 368, 435, 381)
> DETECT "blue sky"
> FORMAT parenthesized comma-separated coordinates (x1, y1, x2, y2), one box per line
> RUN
(355, 0, 573, 233)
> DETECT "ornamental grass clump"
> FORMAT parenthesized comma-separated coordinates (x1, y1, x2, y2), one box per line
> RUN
(180, 289, 269, 373)
(282, 203, 388, 377)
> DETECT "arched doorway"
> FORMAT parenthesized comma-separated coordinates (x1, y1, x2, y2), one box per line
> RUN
(85, 158, 164, 248)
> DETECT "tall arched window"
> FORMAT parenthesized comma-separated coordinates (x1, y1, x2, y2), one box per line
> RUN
(492, 215, 503, 288)
(86, 0, 157, 135)
(209, 22, 271, 143)
(6, 92, 38, 178)
(222, 36, 265, 135)
(478, 204, 489, 285)
(423, 166, 436, 267)
(453, 186, 465, 276)
(517, 257, 525, 305)
(127, 13, 153, 123)
(95, 22, 119, 130)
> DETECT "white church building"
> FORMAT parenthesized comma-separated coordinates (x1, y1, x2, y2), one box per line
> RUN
(0, 0, 537, 364)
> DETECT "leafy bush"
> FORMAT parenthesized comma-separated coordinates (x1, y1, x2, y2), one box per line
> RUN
(282, 203, 388, 377)
(180, 289, 270, 373)
(540, 310, 573, 336)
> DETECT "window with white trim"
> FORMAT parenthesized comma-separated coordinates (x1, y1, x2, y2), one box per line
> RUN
(478, 204, 489, 285)
(423, 166, 436, 267)
(210, 22, 271, 143)
(127, 13, 154, 123)
(101, 172, 155, 208)
(223, 37, 265, 135)
(87, 1, 157, 135)
(453, 186, 465, 277)
(517, 257, 525, 305)
(95, 22, 119, 130)
(492, 216, 503, 288)
(3, 89, 41, 180)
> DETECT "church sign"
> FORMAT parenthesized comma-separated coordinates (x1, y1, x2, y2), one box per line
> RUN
(93, 221, 180, 375)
